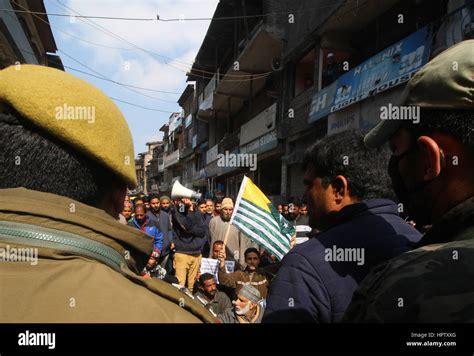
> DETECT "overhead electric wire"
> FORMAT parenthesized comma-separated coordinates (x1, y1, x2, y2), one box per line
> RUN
(108, 97, 176, 113)
(63, 66, 182, 94)
(57, 49, 178, 103)
(53, 0, 271, 80)
(8, 43, 176, 113)
(2, 0, 370, 112)
(10, 0, 361, 80)
(7, 1, 188, 103)
(3, 1, 354, 22)
(6, 0, 272, 81)
(5, 1, 211, 79)
(58, 49, 180, 104)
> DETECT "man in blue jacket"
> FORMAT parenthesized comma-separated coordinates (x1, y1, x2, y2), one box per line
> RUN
(171, 198, 208, 292)
(128, 204, 164, 256)
(147, 193, 174, 269)
(262, 130, 422, 323)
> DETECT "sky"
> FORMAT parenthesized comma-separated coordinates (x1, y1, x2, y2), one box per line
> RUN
(43, 0, 219, 155)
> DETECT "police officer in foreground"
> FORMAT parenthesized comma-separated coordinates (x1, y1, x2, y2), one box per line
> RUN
(343, 40, 474, 322)
(0, 64, 215, 323)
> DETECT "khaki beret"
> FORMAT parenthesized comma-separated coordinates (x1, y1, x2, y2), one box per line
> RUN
(0, 64, 137, 187)
(364, 39, 473, 148)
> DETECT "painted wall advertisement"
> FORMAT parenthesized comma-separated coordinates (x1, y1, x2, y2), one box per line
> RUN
(309, 2, 473, 125)
(309, 26, 431, 123)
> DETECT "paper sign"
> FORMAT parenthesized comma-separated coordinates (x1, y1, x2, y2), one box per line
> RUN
(200, 258, 219, 278)
(224, 260, 235, 273)
(200, 258, 236, 284)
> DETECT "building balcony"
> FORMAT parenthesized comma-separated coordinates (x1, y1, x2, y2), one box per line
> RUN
(211, 24, 282, 119)
(196, 23, 282, 121)
(197, 72, 218, 118)
(163, 149, 180, 168)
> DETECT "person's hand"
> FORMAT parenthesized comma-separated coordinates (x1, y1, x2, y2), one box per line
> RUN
(290, 235, 296, 249)
(218, 249, 226, 268)
(170, 243, 175, 250)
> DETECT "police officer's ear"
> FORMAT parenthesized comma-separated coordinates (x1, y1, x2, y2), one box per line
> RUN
(97, 181, 128, 218)
(416, 136, 443, 181)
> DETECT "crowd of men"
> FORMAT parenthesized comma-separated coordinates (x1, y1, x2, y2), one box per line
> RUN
(119, 40, 473, 323)
(0, 40, 472, 324)
(117, 192, 311, 322)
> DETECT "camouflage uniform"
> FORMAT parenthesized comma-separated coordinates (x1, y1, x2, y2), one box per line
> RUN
(343, 196, 474, 322)
(347, 39, 474, 323)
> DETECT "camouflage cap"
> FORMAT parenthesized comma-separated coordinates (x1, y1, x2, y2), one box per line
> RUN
(364, 39, 474, 148)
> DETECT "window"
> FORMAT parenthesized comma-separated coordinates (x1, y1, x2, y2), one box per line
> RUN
(320, 49, 351, 89)
(294, 49, 316, 97)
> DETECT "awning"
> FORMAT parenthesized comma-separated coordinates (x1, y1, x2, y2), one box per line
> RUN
(198, 25, 282, 120)
(317, 0, 399, 50)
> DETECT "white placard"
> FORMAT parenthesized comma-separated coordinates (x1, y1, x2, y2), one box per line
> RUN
(200, 258, 236, 284)
(224, 260, 235, 273)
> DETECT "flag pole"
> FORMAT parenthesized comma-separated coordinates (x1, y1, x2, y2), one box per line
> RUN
(223, 223, 231, 247)
(222, 223, 232, 262)
(223, 176, 247, 260)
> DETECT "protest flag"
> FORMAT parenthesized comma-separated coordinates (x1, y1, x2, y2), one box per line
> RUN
(229, 176, 295, 261)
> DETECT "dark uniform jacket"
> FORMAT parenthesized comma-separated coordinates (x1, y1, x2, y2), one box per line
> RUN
(0, 188, 216, 323)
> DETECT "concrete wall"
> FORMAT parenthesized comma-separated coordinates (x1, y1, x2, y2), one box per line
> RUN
(280, 0, 343, 60)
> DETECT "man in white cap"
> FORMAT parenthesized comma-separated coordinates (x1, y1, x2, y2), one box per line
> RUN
(322, 52, 342, 87)
(218, 284, 264, 324)
(208, 197, 257, 270)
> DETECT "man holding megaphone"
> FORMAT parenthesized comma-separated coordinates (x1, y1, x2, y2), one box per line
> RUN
(170, 181, 208, 292)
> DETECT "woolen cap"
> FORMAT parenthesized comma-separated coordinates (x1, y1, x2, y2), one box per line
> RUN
(221, 198, 234, 209)
(238, 284, 261, 303)
(0, 64, 137, 187)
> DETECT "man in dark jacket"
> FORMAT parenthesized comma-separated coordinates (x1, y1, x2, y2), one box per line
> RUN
(287, 199, 312, 244)
(147, 193, 174, 269)
(263, 130, 422, 323)
(344, 40, 474, 322)
(201, 199, 214, 257)
(171, 197, 208, 292)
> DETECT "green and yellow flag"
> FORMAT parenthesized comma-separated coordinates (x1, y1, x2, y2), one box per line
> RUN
(230, 176, 295, 261)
